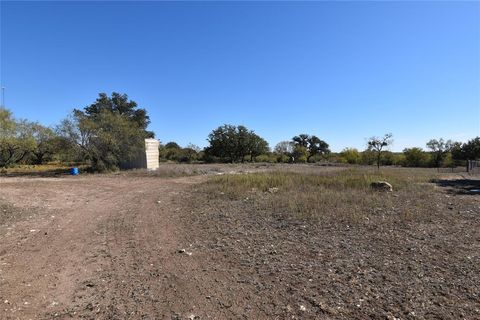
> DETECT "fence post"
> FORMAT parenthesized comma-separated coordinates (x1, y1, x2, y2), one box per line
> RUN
(467, 160, 477, 174)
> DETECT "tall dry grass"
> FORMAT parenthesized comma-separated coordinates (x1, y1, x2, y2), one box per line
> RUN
(202, 168, 440, 224)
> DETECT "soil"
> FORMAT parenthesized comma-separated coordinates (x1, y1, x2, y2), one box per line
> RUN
(0, 169, 479, 319)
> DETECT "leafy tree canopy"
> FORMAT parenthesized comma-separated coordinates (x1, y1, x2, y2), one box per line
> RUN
(402, 147, 430, 167)
(292, 134, 330, 161)
(0, 107, 37, 167)
(205, 124, 269, 163)
(78, 92, 154, 138)
(165, 142, 181, 149)
(340, 148, 361, 164)
(426, 138, 454, 168)
(457, 137, 480, 160)
(59, 93, 153, 171)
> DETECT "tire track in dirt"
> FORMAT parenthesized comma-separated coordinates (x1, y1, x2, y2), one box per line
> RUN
(0, 175, 226, 319)
(0, 176, 140, 319)
(90, 176, 234, 319)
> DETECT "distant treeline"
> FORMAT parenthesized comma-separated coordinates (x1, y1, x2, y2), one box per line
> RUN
(1, 92, 479, 171)
(160, 135, 478, 169)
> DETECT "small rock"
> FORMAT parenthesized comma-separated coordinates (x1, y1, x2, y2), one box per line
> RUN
(171, 313, 181, 320)
(268, 187, 279, 194)
(178, 249, 192, 256)
(300, 305, 306, 311)
(371, 181, 393, 192)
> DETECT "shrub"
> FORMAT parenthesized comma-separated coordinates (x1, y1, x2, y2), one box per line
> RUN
(340, 148, 361, 164)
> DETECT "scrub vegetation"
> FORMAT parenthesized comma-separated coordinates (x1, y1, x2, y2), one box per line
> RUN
(2, 92, 479, 173)
(201, 167, 438, 224)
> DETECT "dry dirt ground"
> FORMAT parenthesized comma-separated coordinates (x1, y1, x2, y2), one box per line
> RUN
(0, 166, 479, 319)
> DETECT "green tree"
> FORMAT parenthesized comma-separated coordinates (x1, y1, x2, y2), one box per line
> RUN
(339, 148, 361, 164)
(205, 124, 238, 162)
(307, 135, 330, 161)
(0, 107, 16, 133)
(30, 123, 61, 164)
(450, 142, 464, 162)
(292, 145, 308, 163)
(426, 138, 453, 168)
(292, 134, 330, 161)
(162, 143, 200, 163)
(0, 108, 36, 167)
(292, 134, 309, 148)
(163, 142, 183, 161)
(360, 149, 376, 165)
(81, 92, 154, 138)
(183, 144, 201, 163)
(246, 133, 269, 162)
(460, 137, 480, 160)
(236, 125, 251, 162)
(165, 141, 181, 149)
(381, 151, 396, 166)
(403, 147, 429, 167)
(367, 133, 393, 169)
(59, 94, 152, 171)
(205, 124, 268, 163)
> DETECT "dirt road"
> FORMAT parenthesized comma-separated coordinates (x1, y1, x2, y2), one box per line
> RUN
(0, 174, 225, 319)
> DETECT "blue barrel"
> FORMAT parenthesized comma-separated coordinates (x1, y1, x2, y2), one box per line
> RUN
(70, 167, 79, 175)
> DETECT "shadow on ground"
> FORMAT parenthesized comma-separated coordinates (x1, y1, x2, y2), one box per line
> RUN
(0, 168, 71, 178)
(434, 178, 480, 195)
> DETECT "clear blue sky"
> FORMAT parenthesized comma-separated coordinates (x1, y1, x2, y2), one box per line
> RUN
(1, 1, 479, 151)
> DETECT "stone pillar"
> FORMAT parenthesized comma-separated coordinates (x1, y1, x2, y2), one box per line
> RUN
(144, 139, 160, 170)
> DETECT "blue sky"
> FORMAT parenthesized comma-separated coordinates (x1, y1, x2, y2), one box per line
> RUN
(1, 1, 479, 151)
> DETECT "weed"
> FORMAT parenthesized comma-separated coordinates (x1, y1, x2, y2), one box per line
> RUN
(201, 168, 439, 224)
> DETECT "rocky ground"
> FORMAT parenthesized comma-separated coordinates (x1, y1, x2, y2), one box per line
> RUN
(0, 166, 478, 319)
